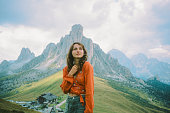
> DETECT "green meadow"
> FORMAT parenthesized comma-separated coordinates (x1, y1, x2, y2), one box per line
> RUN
(2, 71, 170, 113)
(0, 99, 39, 113)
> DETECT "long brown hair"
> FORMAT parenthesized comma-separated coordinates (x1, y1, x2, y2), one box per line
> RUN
(67, 42, 88, 73)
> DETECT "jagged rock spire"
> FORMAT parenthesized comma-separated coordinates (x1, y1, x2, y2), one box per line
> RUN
(69, 24, 83, 42)
(17, 48, 35, 61)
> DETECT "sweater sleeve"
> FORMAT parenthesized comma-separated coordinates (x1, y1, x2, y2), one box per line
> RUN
(60, 66, 74, 94)
(84, 62, 94, 113)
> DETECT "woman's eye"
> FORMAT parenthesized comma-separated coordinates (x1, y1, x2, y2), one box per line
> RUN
(79, 47, 83, 50)
(73, 48, 77, 50)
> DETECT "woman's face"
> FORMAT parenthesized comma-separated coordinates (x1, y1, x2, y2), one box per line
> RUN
(72, 44, 84, 58)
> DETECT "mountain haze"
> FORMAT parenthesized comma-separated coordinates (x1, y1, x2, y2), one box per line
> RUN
(108, 50, 170, 84)
(131, 53, 170, 84)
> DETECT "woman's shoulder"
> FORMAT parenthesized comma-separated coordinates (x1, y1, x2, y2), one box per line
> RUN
(63, 66, 68, 70)
(84, 61, 90, 65)
(83, 61, 93, 68)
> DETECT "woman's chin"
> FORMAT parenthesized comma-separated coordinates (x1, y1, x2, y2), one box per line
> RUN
(75, 56, 82, 58)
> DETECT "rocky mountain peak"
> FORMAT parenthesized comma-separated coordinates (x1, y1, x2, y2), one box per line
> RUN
(42, 43, 56, 57)
(108, 49, 136, 76)
(17, 48, 35, 62)
(0, 60, 10, 70)
(0, 60, 9, 65)
(69, 24, 83, 42)
(108, 49, 127, 59)
(132, 53, 148, 62)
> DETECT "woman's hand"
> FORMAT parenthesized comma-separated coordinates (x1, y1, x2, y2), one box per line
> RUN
(68, 65, 78, 77)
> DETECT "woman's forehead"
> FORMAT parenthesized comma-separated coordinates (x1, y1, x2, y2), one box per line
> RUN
(73, 44, 83, 48)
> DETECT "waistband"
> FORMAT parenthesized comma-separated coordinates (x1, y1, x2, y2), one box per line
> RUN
(67, 94, 85, 105)
(68, 93, 77, 97)
(68, 94, 85, 98)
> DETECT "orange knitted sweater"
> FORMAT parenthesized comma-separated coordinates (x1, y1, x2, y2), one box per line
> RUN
(60, 61, 94, 113)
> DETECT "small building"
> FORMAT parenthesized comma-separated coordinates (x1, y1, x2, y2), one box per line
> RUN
(37, 93, 57, 104)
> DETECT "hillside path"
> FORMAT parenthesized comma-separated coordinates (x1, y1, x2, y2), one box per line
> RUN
(56, 100, 66, 108)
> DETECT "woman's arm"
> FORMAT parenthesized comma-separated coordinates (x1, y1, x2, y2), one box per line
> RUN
(60, 65, 78, 94)
(60, 67, 74, 94)
(84, 62, 94, 113)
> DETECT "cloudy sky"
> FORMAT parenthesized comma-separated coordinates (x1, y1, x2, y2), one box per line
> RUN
(0, 0, 170, 63)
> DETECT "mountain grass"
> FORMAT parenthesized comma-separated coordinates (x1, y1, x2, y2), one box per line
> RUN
(4, 71, 63, 101)
(3, 71, 170, 113)
(0, 99, 39, 113)
(93, 77, 169, 113)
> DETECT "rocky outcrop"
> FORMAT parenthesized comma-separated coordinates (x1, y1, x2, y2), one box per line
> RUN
(108, 49, 136, 76)
(17, 48, 35, 62)
(0, 48, 35, 76)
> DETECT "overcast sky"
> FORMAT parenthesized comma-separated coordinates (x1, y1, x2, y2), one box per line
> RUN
(0, 0, 170, 63)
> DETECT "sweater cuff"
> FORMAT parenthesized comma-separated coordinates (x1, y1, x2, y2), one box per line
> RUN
(64, 76, 74, 84)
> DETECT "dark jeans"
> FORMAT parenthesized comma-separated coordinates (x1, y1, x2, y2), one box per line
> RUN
(65, 95, 85, 113)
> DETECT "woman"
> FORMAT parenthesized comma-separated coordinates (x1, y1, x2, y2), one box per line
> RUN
(60, 42, 94, 113)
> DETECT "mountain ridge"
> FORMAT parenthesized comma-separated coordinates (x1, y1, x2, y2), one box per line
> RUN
(0, 24, 144, 96)
(0, 48, 35, 76)
(108, 49, 170, 84)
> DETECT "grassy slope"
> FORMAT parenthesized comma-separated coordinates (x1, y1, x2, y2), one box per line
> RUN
(0, 99, 39, 113)
(94, 78, 169, 113)
(3, 71, 170, 113)
(4, 71, 63, 101)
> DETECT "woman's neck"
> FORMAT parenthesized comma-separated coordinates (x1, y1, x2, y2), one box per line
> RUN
(74, 58, 80, 66)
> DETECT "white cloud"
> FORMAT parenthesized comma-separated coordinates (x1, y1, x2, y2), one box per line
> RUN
(83, 0, 163, 56)
(89, 0, 170, 59)
(149, 45, 170, 58)
(0, 25, 58, 62)
(149, 48, 169, 54)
